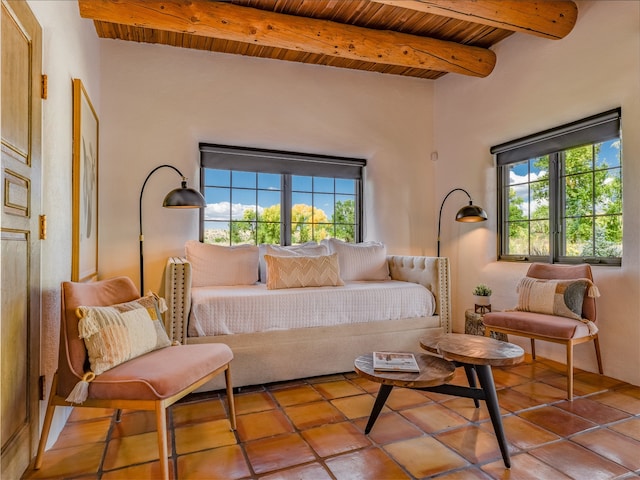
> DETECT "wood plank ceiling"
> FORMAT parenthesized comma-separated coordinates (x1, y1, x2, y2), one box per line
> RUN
(78, 0, 578, 80)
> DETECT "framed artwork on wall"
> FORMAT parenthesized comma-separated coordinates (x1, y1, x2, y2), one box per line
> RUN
(72, 78, 99, 282)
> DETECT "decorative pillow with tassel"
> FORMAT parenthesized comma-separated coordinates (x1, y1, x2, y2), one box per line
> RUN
(514, 277, 599, 320)
(76, 293, 171, 375)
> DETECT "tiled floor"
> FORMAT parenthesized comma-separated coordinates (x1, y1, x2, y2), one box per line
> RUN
(25, 355, 640, 479)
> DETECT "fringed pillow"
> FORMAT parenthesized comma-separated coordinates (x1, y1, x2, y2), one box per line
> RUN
(265, 253, 344, 290)
(514, 277, 599, 321)
(76, 293, 171, 375)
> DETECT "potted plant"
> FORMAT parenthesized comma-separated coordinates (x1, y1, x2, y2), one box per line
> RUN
(473, 284, 492, 312)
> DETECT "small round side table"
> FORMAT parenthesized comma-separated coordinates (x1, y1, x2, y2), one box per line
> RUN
(465, 308, 507, 341)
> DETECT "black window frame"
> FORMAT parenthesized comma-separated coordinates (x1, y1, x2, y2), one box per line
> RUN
(199, 143, 366, 245)
(492, 108, 622, 266)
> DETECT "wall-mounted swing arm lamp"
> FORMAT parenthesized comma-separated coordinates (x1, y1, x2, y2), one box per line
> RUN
(139, 164, 206, 295)
(437, 188, 488, 257)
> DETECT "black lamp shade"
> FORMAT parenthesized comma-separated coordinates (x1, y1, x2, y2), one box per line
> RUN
(162, 182, 206, 208)
(456, 204, 488, 223)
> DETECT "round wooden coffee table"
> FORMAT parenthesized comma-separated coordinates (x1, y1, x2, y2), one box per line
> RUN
(420, 332, 524, 468)
(354, 353, 456, 434)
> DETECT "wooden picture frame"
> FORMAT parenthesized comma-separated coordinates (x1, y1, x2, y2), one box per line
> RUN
(72, 78, 99, 282)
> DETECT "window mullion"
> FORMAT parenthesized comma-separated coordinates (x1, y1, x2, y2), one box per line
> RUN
(282, 174, 292, 245)
(550, 153, 561, 263)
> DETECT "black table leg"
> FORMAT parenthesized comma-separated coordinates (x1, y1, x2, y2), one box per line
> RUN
(364, 384, 394, 434)
(462, 364, 480, 408)
(475, 364, 511, 468)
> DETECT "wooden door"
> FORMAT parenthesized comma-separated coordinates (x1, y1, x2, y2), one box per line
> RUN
(1, 1, 42, 477)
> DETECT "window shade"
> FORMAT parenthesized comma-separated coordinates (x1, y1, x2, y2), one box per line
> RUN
(491, 108, 621, 166)
(200, 143, 366, 179)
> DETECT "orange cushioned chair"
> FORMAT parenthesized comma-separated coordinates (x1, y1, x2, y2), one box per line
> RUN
(35, 276, 236, 480)
(482, 263, 603, 400)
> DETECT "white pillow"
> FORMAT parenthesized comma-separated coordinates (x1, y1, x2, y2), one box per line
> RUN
(322, 239, 390, 281)
(185, 240, 259, 287)
(258, 242, 329, 283)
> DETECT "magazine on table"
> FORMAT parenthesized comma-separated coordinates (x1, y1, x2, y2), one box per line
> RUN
(373, 352, 420, 372)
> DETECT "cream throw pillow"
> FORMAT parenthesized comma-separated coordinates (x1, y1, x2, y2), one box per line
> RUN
(515, 277, 588, 320)
(259, 242, 330, 283)
(265, 253, 344, 290)
(323, 239, 390, 281)
(185, 240, 259, 287)
(77, 294, 171, 375)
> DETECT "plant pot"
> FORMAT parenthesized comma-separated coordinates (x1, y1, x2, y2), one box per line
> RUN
(474, 295, 491, 306)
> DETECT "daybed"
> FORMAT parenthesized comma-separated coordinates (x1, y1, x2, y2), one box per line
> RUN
(164, 240, 451, 391)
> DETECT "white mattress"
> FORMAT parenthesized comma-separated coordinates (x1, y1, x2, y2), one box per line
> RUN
(188, 280, 436, 337)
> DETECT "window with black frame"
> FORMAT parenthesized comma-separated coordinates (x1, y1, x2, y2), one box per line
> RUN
(493, 108, 622, 265)
(199, 144, 365, 246)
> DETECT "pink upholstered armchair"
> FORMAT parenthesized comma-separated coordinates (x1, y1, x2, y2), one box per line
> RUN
(482, 263, 603, 400)
(35, 277, 236, 480)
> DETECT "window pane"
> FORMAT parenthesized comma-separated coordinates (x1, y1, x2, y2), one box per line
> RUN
(258, 190, 280, 213)
(314, 177, 334, 193)
(335, 196, 355, 224)
(292, 192, 312, 207)
(595, 215, 622, 257)
(595, 168, 621, 215)
(313, 193, 333, 221)
(257, 222, 280, 245)
(507, 161, 528, 185)
(530, 220, 549, 256)
(230, 219, 256, 245)
(564, 145, 593, 175)
(336, 179, 355, 194)
(231, 188, 256, 208)
(564, 173, 593, 217)
(530, 179, 549, 220)
(564, 217, 593, 256)
(205, 168, 230, 187)
(596, 139, 621, 169)
(507, 186, 528, 222)
(292, 175, 312, 191)
(507, 222, 528, 255)
(232, 171, 256, 188)
(258, 172, 280, 190)
(204, 221, 230, 245)
(205, 187, 231, 219)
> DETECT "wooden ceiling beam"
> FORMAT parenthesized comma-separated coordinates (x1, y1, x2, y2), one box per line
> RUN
(78, 0, 496, 78)
(371, 0, 577, 40)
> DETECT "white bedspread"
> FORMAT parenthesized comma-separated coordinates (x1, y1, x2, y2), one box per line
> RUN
(188, 280, 436, 337)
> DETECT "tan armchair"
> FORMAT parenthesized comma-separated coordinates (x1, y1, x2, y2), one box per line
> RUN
(35, 276, 236, 480)
(482, 263, 603, 400)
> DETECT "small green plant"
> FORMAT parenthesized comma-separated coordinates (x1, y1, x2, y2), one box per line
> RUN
(472, 284, 492, 296)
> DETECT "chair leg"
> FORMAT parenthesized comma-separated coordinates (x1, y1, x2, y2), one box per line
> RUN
(34, 374, 58, 469)
(593, 335, 604, 374)
(566, 343, 574, 401)
(225, 366, 236, 430)
(530, 338, 536, 359)
(155, 404, 170, 480)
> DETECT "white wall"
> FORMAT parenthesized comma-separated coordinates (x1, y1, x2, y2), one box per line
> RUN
(434, 1, 640, 385)
(27, 0, 101, 447)
(98, 42, 435, 294)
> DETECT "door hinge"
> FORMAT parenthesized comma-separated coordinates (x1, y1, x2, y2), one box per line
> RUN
(41, 74, 48, 99)
(39, 375, 46, 400)
(39, 214, 47, 240)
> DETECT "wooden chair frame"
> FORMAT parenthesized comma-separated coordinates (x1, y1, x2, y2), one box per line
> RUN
(36, 366, 235, 479)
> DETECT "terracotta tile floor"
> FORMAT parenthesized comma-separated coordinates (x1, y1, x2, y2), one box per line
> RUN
(25, 355, 640, 479)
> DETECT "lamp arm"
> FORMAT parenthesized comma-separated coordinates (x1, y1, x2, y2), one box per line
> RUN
(139, 164, 186, 295)
(437, 188, 472, 257)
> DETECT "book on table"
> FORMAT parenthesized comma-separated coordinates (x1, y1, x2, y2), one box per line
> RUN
(373, 352, 420, 372)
